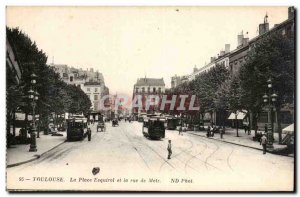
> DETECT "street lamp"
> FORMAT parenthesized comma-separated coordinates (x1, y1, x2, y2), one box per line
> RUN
(28, 73, 39, 152)
(262, 78, 278, 148)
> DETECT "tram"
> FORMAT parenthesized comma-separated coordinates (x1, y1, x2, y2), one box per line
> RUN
(166, 117, 180, 130)
(142, 116, 166, 140)
(66, 115, 87, 141)
(138, 112, 147, 122)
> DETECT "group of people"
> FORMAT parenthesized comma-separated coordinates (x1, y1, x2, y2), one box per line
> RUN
(244, 125, 251, 135)
(124, 117, 132, 123)
(206, 125, 225, 138)
(178, 126, 186, 136)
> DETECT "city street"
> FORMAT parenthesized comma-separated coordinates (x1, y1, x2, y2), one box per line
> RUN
(7, 121, 294, 191)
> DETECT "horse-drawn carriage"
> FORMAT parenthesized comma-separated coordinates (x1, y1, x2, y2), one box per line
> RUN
(97, 121, 106, 132)
(112, 119, 119, 127)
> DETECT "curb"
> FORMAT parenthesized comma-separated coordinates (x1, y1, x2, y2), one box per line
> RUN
(188, 132, 293, 157)
(7, 140, 66, 168)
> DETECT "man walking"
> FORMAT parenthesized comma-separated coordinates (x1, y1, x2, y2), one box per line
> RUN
(167, 140, 172, 159)
(178, 126, 182, 135)
(206, 126, 211, 137)
(87, 128, 92, 141)
(220, 126, 225, 139)
(260, 134, 267, 154)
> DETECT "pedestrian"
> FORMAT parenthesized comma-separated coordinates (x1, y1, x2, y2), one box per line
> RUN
(220, 126, 225, 139)
(178, 126, 182, 135)
(206, 126, 211, 137)
(167, 140, 172, 159)
(87, 128, 91, 141)
(260, 134, 267, 154)
(248, 127, 251, 135)
(264, 124, 268, 133)
(211, 126, 215, 137)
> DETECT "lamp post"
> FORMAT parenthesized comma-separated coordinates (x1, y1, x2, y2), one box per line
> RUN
(28, 73, 39, 152)
(262, 78, 278, 148)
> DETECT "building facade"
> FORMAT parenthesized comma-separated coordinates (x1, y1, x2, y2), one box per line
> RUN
(80, 82, 102, 111)
(51, 64, 109, 112)
(171, 44, 230, 88)
(170, 7, 295, 128)
(229, 8, 295, 76)
(171, 75, 189, 88)
(6, 38, 22, 84)
(228, 7, 295, 130)
(132, 77, 165, 114)
(6, 38, 23, 140)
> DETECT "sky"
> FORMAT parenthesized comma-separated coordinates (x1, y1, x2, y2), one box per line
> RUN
(6, 6, 288, 96)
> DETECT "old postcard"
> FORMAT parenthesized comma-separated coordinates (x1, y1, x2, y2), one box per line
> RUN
(6, 6, 295, 192)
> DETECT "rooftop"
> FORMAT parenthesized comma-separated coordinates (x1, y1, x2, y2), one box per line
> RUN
(135, 77, 165, 86)
(84, 81, 101, 86)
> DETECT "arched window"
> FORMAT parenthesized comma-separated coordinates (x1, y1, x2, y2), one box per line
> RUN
(136, 88, 139, 93)
(142, 87, 145, 93)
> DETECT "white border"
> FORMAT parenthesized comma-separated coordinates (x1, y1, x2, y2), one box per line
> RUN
(1, 1, 298, 196)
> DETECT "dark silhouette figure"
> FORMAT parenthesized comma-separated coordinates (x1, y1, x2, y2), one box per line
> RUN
(167, 140, 172, 159)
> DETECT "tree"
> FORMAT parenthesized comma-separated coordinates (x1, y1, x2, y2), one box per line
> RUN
(229, 75, 243, 136)
(6, 27, 92, 135)
(214, 78, 231, 125)
(239, 32, 295, 142)
(214, 74, 243, 136)
(194, 64, 230, 124)
(170, 64, 229, 125)
(67, 84, 91, 115)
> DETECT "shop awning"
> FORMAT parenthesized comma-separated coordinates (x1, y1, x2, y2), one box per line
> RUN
(228, 110, 247, 120)
(237, 112, 246, 120)
(15, 112, 33, 121)
(228, 113, 236, 120)
(282, 123, 294, 135)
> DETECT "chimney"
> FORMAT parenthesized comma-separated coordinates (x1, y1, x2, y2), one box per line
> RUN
(225, 44, 230, 53)
(243, 38, 249, 45)
(259, 14, 269, 35)
(237, 32, 244, 46)
(193, 65, 198, 73)
(220, 50, 225, 56)
(288, 7, 295, 19)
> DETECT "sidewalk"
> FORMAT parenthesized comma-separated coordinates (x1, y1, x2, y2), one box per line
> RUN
(188, 128, 290, 156)
(7, 131, 67, 167)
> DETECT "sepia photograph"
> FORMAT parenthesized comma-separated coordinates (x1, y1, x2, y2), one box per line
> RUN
(5, 6, 295, 192)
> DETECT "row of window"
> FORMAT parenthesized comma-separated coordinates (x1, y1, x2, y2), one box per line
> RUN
(87, 94, 99, 100)
(73, 84, 99, 93)
(135, 87, 162, 93)
(87, 87, 98, 92)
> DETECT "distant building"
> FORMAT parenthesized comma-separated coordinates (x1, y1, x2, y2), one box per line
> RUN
(171, 74, 189, 88)
(189, 44, 230, 81)
(132, 77, 165, 114)
(51, 64, 109, 112)
(134, 77, 165, 95)
(81, 82, 102, 111)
